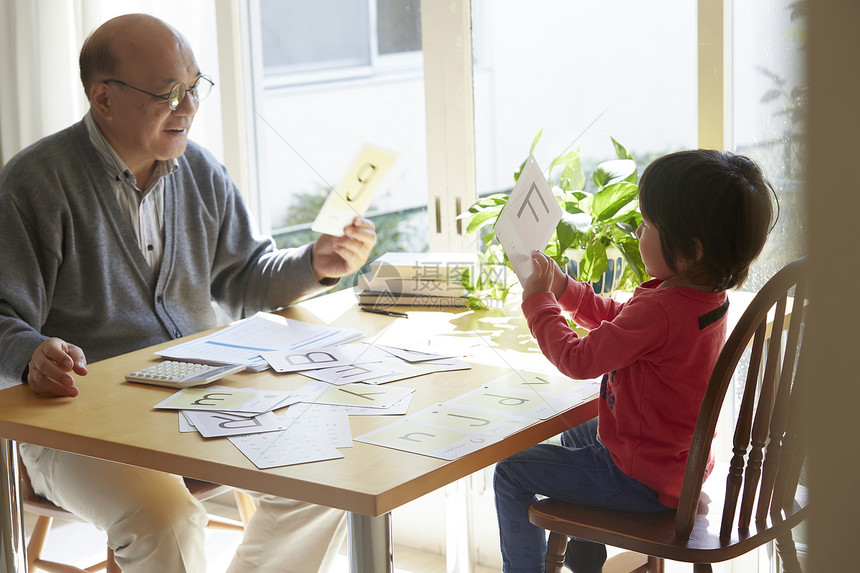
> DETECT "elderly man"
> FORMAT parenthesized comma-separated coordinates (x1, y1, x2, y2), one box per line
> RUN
(0, 13, 376, 573)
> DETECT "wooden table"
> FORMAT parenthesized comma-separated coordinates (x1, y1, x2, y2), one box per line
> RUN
(0, 289, 598, 572)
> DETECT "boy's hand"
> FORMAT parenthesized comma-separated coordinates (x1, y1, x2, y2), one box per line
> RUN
(523, 251, 566, 300)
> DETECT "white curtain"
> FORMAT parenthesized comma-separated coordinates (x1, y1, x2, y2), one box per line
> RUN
(0, 0, 225, 167)
(0, 0, 96, 165)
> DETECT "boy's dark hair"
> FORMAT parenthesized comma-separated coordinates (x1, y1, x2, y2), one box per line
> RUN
(638, 149, 778, 290)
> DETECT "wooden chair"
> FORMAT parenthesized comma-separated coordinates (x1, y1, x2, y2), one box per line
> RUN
(529, 257, 809, 573)
(20, 455, 256, 573)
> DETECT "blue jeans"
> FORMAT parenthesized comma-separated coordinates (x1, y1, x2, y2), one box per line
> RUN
(493, 418, 671, 573)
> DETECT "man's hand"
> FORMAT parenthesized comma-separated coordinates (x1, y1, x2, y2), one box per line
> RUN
(311, 217, 377, 281)
(26, 338, 87, 397)
(523, 251, 567, 300)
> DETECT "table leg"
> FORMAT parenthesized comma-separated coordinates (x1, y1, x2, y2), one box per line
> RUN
(445, 478, 474, 573)
(0, 439, 26, 573)
(347, 511, 393, 573)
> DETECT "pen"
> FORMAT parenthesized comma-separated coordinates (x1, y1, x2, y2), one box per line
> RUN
(359, 306, 409, 318)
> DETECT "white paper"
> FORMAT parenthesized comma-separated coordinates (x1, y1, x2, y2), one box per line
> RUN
(298, 361, 406, 385)
(261, 344, 389, 373)
(184, 410, 287, 438)
(355, 370, 598, 461)
(228, 406, 352, 469)
(332, 393, 413, 415)
(493, 155, 563, 285)
(229, 433, 344, 469)
(409, 403, 538, 438)
(155, 312, 364, 370)
(355, 418, 495, 461)
(360, 357, 471, 385)
(311, 145, 397, 236)
(373, 343, 461, 363)
(310, 383, 415, 409)
(153, 385, 295, 414)
(448, 383, 594, 420)
(283, 403, 354, 447)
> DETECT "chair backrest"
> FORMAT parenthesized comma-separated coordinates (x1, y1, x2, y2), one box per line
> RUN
(674, 257, 808, 540)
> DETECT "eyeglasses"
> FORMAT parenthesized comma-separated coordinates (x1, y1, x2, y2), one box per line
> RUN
(105, 75, 214, 111)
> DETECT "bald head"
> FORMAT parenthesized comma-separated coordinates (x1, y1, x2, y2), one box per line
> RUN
(79, 14, 193, 101)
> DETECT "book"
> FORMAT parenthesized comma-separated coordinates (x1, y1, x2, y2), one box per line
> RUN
(357, 273, 467, 297)
(358, 290, 470, 309)
(369, 252, 478, 281)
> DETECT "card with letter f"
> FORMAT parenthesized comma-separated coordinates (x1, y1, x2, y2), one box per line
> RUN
(493, 155, 562, 285)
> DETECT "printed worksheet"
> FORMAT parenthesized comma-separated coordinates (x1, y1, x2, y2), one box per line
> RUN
(324, 393, 414, 416)
(156, 312, 364, 370)
(493, 155, 563, 285)
(228, 406, 352, 469)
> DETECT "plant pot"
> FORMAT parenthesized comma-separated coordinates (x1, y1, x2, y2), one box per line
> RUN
(565, 246, 627, 297)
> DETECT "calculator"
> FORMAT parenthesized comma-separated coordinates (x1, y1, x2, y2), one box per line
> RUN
(125, 361, 246, 388)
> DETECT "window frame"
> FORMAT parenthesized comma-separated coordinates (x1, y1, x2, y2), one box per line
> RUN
(257, 0, 424, 90)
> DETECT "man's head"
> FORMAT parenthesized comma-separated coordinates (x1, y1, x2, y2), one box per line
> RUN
(80, 14, 204, 182)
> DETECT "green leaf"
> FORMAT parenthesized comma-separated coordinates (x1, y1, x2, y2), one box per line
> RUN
(460, 266, 474, 289)
(466, 194, 508, 213)
(529, 129, 543, 155)
(560, 155, 585, 192)
(579, 239, 609, 283)
(556, 212, 590, 252)
(465, 207, 504, 234)
(614, 239, 648, 285)
(548, 150, 584, 191)
(610, 137, 638, 183)
(611, 136, 633, 161)
(593, 159, 637, 189)
(558, 190, 587, 213)
(591, 181, 639, 221)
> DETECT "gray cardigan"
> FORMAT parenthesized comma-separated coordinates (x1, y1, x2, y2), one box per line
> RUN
(0, 120, 329, 386)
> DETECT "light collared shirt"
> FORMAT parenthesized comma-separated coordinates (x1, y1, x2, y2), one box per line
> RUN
(83, 111, 176, 269)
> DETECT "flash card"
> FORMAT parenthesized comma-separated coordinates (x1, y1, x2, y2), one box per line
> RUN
(311, 145, 397, 236)
(493, 155, 562, 285)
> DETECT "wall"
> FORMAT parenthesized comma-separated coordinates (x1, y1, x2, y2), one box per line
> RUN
(806, 1, 860, 570)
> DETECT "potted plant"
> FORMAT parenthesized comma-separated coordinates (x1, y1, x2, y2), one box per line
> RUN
(461, 133, 648, 307)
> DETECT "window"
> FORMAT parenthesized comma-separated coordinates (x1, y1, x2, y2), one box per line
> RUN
(732, 0, 806, 290)
(472, 0, 698, 217)
(260, 0, 422, 86)
(252, 0, 428, 279)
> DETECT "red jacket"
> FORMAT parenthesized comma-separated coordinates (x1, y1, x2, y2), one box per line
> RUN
(522, 277, 726, 507)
